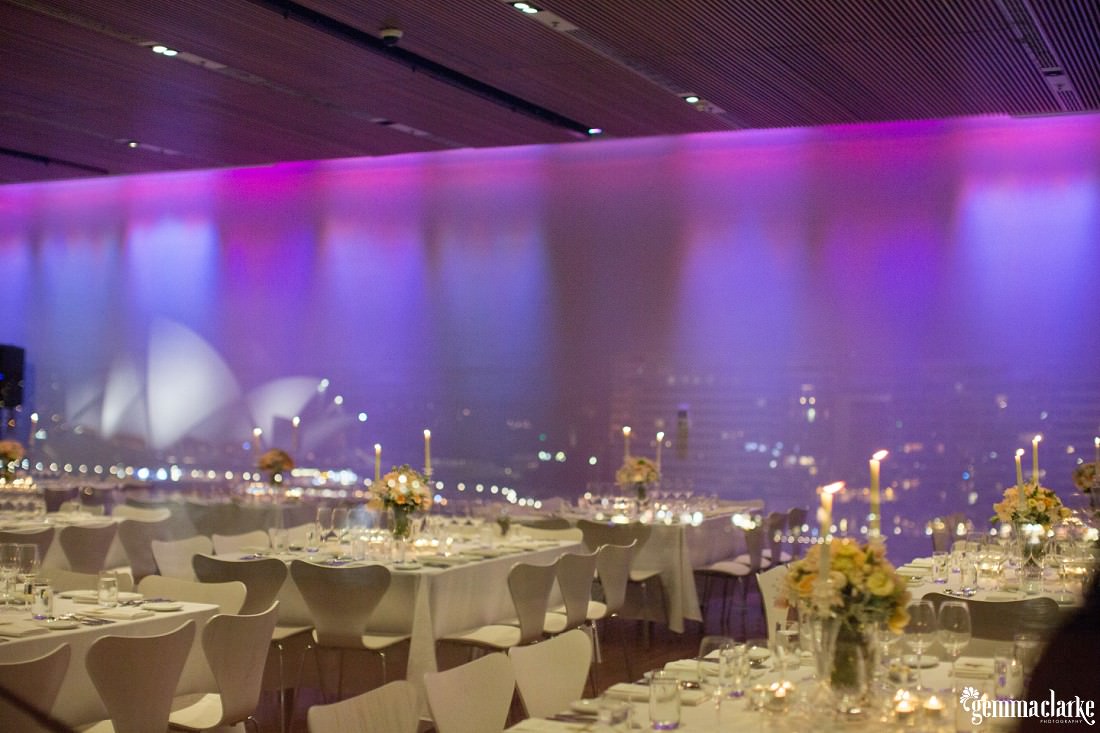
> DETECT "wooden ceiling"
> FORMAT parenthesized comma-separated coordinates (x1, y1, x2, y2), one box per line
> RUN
(2, 0, 1098, 184)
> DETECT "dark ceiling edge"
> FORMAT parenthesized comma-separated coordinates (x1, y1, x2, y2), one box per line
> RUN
(242, 0, 597, 138)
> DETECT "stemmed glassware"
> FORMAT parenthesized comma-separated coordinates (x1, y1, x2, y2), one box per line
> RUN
(772, 621, 800, 679)
(314, 506, 333, 546)
(937, 600, 972, 693)
(331, 507, 349, 545)
(697, 635, 737, 722)
(0, 543, 19, 606)
(904, 600, 937, 690)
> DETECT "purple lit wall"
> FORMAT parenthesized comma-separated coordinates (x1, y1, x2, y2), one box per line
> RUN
(1, 114, 1099, 525)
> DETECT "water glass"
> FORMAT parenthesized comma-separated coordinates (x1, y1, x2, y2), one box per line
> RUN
(1013, 633, 1042, 688)
(648, 669, 681, 730)
(931, 550, 949, 584)
(97, 572, 119, 608)
(31, 580, 53, 620)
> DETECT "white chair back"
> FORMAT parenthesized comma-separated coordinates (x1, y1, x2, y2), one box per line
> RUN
(289, 561, 391, 649)
(307, 679, 420, 733)
(152, 535, 214, 579)
(137, 575, 247, 614)
(424, 652, 515, 733)
(509, 628, 592, 718)
(58, 522, 118, 574)
(509, 562, 558, 645)
(553, 551, 599, 631)
(85, 621, 196, 733)
(0, 644, 71, 732)
(594, 540, 636, 615)
(192, 554, 287, 615)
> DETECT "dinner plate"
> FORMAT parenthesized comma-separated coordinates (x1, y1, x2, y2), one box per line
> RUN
(41, 618, 80, 630)
(392, 561, 422, 570)
(145, 601, 184, 612)
(568, 699, 600, 716)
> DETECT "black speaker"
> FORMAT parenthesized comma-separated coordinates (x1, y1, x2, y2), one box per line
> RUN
(0, 344, 25, 408)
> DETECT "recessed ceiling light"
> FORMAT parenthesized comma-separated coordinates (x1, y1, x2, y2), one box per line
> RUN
(682, 94, 700, 105)
(512, 2, 540, 14)
(151, 45, 178, 56)
(126, 140, 139, 148)
(586, 127, 603, 136)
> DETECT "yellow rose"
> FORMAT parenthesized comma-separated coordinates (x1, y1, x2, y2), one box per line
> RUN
(866, 570, 894, 597)
(888, 606, 910, 633)
(795, 573, 817, 597)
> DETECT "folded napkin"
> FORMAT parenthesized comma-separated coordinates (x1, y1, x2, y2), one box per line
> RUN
(85, 607, 155, 621)
(604, 683, 705, 706)
(907, 557, 933, 568)
(0, 620, 51, 637)
(954, 657, 996, 681)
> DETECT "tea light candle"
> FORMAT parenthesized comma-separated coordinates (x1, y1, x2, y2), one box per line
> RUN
(895, 698, 917, 723)
(765, 681, 791, 712)
(374, 443, 382, 482)
(923, 694, 945, 719)
(423, 430, 431, 475)
(622, 426, 632, 459)
(1032, 434, 1042, 482)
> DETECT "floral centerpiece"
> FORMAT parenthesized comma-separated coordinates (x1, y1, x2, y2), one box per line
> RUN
(0, 439, 25, 482)
(371, 465, 433, 540)
(991, 481, 1071, 530)
(257, 448, 294, 486)
(779, 538, 910, 691)
(1073, 463, 1100, 515)
(615, 455, 660, 502)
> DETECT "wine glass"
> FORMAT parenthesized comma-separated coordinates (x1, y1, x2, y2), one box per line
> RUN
(331, 507, 349, 544)
(315, 506, 333, 544)
(772, 621, 800, 678)
(937, 600, 971, 693)
(0, 543, 19, 606)
(904, 600, 937, 690)
(697, 635, 736, 721)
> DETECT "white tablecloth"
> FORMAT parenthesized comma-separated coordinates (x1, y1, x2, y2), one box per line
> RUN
(0, 599, 219, 727)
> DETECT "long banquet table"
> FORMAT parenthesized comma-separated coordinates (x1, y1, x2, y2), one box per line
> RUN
(0, 598, 219, 727)
(255, 537, 582, 695)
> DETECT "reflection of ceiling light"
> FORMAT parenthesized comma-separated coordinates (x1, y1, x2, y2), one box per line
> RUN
(512, 2, 540, 14)
(151, 44, 178, 56)
(126, 140, 139, 148)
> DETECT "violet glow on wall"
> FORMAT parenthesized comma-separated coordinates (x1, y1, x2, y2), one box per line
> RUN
(0, 114, 1098, 528)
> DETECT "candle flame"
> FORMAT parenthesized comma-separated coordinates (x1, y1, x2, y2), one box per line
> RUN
(424, 429, 431, 438)
(292, 415, 300, 427)
(872, 449, 888, 461)
(656, 431, 665, 441)
(1095, 437, 1099, 447)
(1016, 448, 1025, 457)
(374, 443, 382, 452)
(822, 481, 844, 495)
(1033, 434, 1042, 444)
(252, 427, 262, 437)
(622, 425, 632, 437)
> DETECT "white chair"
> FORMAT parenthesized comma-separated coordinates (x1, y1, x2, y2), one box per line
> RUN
(290, 561, 410, 699)
(585, 540, 637, 680)
(83, 621, 196, 733)
(192, 554, 312, 733)
(117, 517, 173, 582)
(544, 551, 598, 635)
(509, 628, 592, 719)
(112, 505, 172, 522)
(136, 575, 247, 614)
(0, 527, 55, 561)
(152, 535, 214, 580)
(167, 603, 280, 731)
(438, 561, 556, 653)
(756, 564, 789, 644)
(696, 523, 766, 636)
(58, 522, 118, 574)
(0, 644, 71, 733)
(212, 530, 270, 555)
(423, 652, 515, 733)
(306, 679, 420, 733)
(922, 592, 1061, 642)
